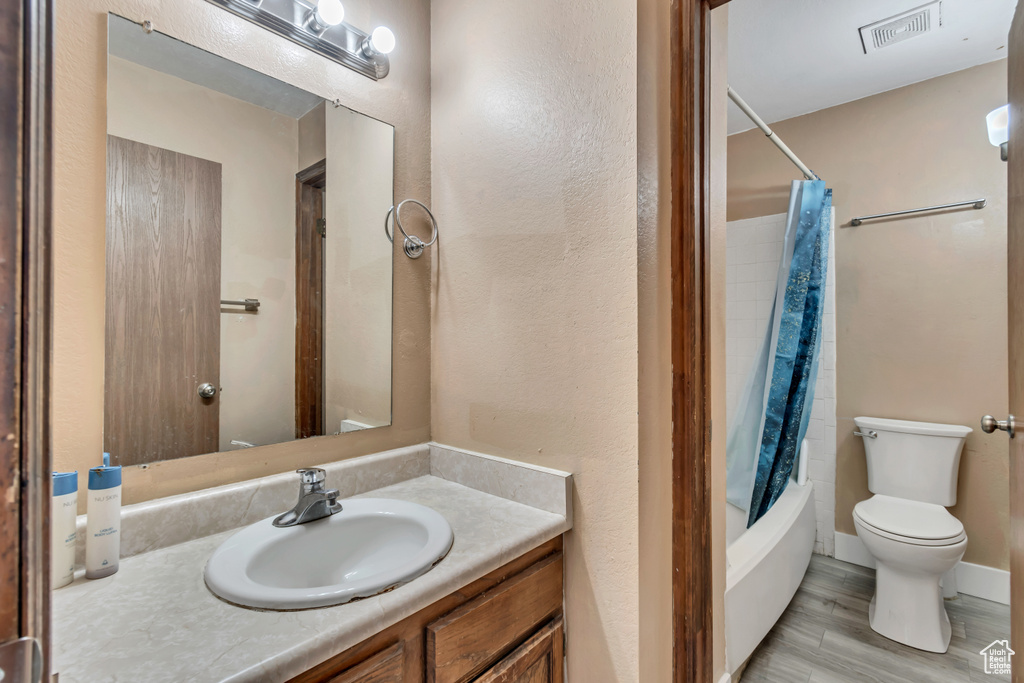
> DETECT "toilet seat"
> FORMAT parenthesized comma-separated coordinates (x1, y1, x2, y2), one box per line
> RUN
(853, 495, 965, 547)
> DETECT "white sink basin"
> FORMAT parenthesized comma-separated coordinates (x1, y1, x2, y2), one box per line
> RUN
(204, 498, 454, 610)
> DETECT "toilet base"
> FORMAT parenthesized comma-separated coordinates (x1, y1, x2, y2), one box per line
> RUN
(868, 562, 951, 653)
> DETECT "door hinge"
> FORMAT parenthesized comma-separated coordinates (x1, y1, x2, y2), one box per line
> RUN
(316, 218, 326, 237)
(0, 637, 42, 683)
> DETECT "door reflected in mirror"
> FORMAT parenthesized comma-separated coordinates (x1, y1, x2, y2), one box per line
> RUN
(104, 14, 394, 466)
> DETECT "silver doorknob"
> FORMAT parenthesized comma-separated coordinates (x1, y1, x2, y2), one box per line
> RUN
(981, 414, 1015, 438)
(198, 383, 217, 399)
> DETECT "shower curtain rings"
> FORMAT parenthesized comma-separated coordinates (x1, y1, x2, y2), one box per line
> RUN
(385, 199, 439, 259)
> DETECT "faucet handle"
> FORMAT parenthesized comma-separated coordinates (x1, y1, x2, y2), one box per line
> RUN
(325, 488, 342, 513)
(296, 468, 327, 487)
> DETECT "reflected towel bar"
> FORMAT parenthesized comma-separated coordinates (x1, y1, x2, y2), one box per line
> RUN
(849, 199, 986, 227)
(221, 298, 261, 311)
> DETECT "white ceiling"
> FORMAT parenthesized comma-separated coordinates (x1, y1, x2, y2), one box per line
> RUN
(726, 0, 1017, 134)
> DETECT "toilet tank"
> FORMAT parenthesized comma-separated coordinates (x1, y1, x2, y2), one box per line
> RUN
(854, 416, 972, 506)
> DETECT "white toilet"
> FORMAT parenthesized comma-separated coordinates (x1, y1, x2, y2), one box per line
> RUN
(852, 416, 971, 653)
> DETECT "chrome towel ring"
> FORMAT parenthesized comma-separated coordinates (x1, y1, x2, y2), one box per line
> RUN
(385, 199, 438, 259)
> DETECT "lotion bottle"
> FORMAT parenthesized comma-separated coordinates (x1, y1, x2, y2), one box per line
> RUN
(51, 471, 78, 588)
(85, 453, 121, 579)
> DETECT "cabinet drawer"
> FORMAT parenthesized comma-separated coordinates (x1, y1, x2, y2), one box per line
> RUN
(323, 642, 404, 683)
(427, 552, 563, 683)
(476, 617, 564, 683)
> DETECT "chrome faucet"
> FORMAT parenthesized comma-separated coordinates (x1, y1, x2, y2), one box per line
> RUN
(273, 468, 343, 528)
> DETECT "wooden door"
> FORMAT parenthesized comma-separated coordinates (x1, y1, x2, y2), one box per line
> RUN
(104, 136, 221, 465)
(295, 159, 326, 438)
(1009, 5, 1024, 680)
(476, 618, 564, 683)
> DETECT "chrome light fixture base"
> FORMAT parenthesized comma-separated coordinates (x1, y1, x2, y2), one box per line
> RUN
(202, 0, 389, 80)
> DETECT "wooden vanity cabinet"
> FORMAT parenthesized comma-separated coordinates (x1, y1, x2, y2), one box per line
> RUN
(474, 617, 563, 683)
(288, 537, 564, 683)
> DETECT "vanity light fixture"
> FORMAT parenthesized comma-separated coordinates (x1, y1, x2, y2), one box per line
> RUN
(363, 26, 396, 57)
(306, 0, 344, 34)
(987, 104, 1009, 161)
(202, 0, 394, 80)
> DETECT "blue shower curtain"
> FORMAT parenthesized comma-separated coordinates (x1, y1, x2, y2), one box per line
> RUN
(726, 180, 832, 527)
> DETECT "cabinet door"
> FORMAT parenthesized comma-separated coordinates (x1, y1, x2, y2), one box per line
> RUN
(323, 642, 405, 683)
(476, 618, 563, 683)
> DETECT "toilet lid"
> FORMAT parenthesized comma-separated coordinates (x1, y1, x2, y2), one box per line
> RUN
(853, 495, 964, 541)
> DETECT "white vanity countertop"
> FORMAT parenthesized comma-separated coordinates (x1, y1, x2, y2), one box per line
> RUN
(52, 474, 571, 683)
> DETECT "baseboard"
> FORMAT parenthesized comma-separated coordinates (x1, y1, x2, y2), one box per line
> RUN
(955, 560, 1011, 606)
(833, 531, 1009, 605)
(833, 530, 876, 569)
(718, 673, 732, 683)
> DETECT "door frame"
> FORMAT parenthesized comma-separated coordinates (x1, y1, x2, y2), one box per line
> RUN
(0, 0, 53, 677)
(295, 158, 326, 439)
(1009, 6, 1023, 680)
(670, 0, 718, 681)
(685, 4, 1024, 683)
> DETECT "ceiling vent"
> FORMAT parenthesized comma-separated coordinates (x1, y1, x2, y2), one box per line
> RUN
(859, 2, 941, 54)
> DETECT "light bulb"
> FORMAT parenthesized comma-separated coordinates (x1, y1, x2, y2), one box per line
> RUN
(369, 26, 395, 55)
(313, 0, 344, 28)
(987, 104, 1009, 148)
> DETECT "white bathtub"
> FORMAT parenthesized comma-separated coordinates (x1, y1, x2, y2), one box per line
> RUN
(724, 476, 816, 676)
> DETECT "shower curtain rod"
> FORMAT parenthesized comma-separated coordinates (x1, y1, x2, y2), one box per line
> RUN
(727, 86, 819, 181)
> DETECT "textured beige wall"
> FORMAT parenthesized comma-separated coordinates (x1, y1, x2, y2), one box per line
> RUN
(54, 0, 431, 506)
(107, 56, 301, 453)
(430, 0, 639, 678)
(636, 0, 672, 675)
(727, 61, 1009, 569)
(298, 101, 326, 172)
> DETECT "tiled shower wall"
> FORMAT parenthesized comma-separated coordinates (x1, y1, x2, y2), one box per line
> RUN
(726, 211, 837, 556)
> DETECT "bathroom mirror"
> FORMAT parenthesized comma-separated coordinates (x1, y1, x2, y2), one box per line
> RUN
(104, 14, 394, 466)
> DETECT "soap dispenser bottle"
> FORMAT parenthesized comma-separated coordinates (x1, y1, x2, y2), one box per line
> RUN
(85, 452, 121, 579)
(51, 471, 78, 588)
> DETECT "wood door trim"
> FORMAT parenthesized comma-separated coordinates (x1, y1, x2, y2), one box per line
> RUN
(19, 0, 53, 658)
(671, 0, 717, 681)
(0, 0, 53, 673)
(297, 157, 327, 188)
(0, 0, 24, 644)
(295, 159, 326, 438)
(1009, 5, 1023, 679)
